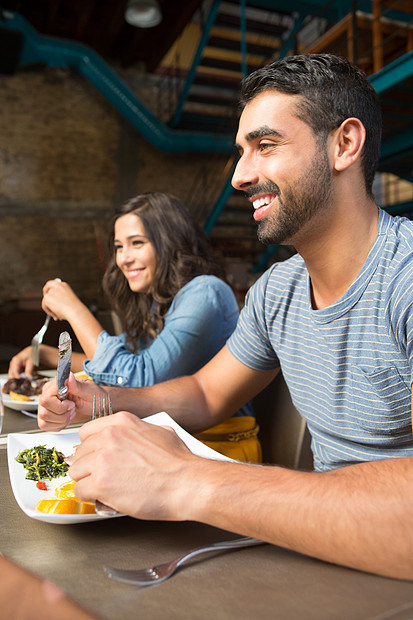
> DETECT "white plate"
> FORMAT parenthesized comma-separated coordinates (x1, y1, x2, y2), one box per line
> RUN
(7, 427, 108, 524)
(1, 371, 57, 412)
(1, 380, 39, 412)
(7, 412, 233, 524)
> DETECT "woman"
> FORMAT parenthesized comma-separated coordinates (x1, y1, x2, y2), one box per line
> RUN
(9, 193, 260, 461)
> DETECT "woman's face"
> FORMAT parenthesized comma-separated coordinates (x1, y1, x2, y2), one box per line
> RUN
(114, 213, 156, 294)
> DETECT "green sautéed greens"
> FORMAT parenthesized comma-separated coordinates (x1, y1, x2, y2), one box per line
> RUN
(16, 445, 69, 481)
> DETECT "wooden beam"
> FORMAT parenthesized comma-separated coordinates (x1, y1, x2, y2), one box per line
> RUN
(372, 0, 384, 73)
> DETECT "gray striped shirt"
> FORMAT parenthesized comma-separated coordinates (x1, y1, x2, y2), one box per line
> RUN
(227, 208, 413, 471)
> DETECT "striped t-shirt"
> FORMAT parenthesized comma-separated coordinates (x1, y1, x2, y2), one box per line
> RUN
(227, 208, 413, 471)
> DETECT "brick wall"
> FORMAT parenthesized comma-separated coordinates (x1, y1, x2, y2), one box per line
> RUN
(0, 66, 227, 311)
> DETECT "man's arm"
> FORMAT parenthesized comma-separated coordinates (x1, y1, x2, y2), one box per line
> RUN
(70, 410, 413, 581)
(111, 346, 278, 431)
(38, 346, 278, 432)
(40, 346, 413, 579)
(187, 451, 413, 580)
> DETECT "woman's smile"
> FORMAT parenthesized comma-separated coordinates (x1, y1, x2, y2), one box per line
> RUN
(114, 213, 156, 293)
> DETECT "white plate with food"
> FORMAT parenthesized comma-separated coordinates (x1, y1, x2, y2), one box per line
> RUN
(1, 373, 55, 412)
(7, 412, 233, 524)
(1, 379, 41, 412)
(7, 427, 109, 524)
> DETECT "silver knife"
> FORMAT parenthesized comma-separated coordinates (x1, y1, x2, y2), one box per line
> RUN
(57, 331, 72, 401)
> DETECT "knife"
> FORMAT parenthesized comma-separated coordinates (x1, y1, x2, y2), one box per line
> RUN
(57, 331, 72, 401)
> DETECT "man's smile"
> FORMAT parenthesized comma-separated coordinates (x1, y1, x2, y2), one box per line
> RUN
(250, 193, 278, 221)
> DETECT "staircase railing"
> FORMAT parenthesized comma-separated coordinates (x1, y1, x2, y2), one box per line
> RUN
(0, 9, 233, 155)
(170, 0, 222, 127)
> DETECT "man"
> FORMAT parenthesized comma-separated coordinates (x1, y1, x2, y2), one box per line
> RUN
(39, 54, 413, 580)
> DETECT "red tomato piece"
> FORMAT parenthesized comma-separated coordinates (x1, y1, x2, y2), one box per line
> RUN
(36, 481, 47, 491)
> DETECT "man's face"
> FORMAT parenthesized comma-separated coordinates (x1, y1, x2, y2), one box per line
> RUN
(232, 91, 333, 246)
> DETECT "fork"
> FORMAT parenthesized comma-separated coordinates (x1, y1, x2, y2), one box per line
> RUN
(92, 394, 119, 516)
(31, 314, 51, 366)
(104, 537, 265, 586)
(31, 277, 62, 366)
(92, 394, 113, 419)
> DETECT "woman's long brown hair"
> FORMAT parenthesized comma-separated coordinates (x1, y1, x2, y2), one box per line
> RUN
(102, 192, 224, 352)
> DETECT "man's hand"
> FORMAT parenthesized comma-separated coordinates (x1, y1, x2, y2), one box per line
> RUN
(69, 412, 199, 520)
(37, 373, 100, 431)
(8, 346, 35, 379)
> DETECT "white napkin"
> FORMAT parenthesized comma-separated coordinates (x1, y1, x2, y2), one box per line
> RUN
(144, 412, 235, 462)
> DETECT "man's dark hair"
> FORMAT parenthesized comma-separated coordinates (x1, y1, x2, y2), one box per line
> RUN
(240, 54, 382, 196)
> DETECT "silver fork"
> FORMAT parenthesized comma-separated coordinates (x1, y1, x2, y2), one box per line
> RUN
(92, 394, 113, 419)
(92, 394, 119, 516)
(31, 277, 62, 366)
(31, 314, 51, 366)
(104, 537, 265, 586)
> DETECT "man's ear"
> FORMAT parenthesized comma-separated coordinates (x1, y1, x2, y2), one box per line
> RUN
(332, 117, 366, 172)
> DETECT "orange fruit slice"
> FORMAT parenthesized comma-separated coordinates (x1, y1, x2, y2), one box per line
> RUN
(37, 498, 78, 514)
(76, 501, 96, 515)
(54, 479, 95, 505)
(9, 391, 32, 402)
(36, 498, 95, 515)
(55, 479, 77, 499)
(36, 478, 96, 515)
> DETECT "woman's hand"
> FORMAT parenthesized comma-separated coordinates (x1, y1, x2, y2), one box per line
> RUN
(42, 280, 83, 323)
(8, 346, 35, 379)
(37, 373, 100, 431)
(41, 279, 103, 360)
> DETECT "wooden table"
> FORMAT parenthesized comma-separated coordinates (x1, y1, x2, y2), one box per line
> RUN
(2, 403, 413, 619)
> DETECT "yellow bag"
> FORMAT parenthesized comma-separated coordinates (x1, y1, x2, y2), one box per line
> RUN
(195, 416, 262, 463)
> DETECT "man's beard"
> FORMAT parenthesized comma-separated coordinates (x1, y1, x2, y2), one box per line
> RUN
(251, 149, 333, 246)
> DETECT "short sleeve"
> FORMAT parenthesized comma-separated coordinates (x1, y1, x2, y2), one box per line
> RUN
(227, 270, 280, 371)
(386, 257, 413, 384)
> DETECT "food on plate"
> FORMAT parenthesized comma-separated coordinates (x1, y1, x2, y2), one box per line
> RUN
(74, 371, 92, 380)
(36, 498, 96, 515)
(2, 377, 34, 397)
(55, 479, 77, 499)
(15, 445, 69, 481)
(2, 375, 50, 398)
(36, 479, 96, 515)
(9, 390, 33, 402)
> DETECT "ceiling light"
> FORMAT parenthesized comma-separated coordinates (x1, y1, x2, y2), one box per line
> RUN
(124, 0, 162, 28)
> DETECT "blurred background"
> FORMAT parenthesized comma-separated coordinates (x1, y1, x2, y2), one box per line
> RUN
(0, 0, 412, 369)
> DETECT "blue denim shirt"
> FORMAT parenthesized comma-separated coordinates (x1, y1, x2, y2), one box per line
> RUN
(84, 275, 252, 417)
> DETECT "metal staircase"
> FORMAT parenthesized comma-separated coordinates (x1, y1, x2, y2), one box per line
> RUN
(168, 0, 290, 134)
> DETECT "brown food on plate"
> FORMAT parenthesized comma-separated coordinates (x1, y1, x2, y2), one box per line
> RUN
(2, 375, 50, 397)
(33, 377, 49, 394)
(2, 378, 34, 397)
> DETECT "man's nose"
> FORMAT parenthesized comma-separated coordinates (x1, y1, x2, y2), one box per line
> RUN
(232, 156, 259, 191)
